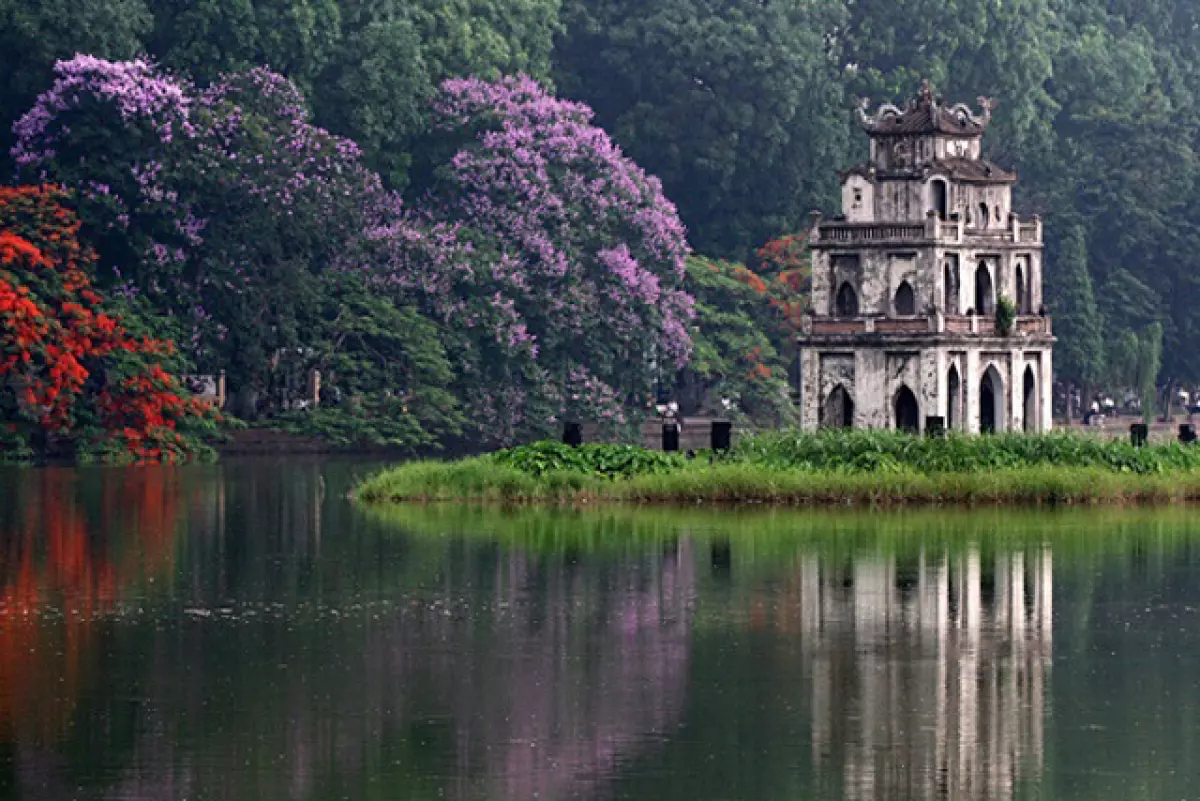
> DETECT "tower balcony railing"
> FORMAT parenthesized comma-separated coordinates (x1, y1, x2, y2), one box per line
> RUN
(944, 314, 1053, 336)
(805, 313, 1052, 337)
(816, 223, 927, 244)
(814, 214, 1043, 246)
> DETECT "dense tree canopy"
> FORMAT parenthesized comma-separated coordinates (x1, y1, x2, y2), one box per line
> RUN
(140, 0, 561, 188)
(553, 0, 848, 260)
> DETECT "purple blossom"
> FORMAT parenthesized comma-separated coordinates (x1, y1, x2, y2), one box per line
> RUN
(11, 55, 192, 168)
(361, 75, 694, 440)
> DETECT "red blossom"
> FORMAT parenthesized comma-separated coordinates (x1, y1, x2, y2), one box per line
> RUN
(0, 186, 215, 460)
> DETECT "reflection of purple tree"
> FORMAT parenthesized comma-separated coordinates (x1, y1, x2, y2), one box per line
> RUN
(461, 543, 696, 801)
(6, 536, 696, 801)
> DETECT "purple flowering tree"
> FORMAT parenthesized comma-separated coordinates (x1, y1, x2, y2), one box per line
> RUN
(374, 76, 694, 442)
(12, 58, 382, 384)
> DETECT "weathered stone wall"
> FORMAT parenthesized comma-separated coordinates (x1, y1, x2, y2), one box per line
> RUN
(935, 248, 1042, 316)
(801, 344, 1054, 434)
(843, 175, 874, 222)
(820, 353, 856, 401)
(875, 179, 927, 222)
(870, 135, 982, 173)
(952, 184, 1012, 228)
(815, 250, 942, 318)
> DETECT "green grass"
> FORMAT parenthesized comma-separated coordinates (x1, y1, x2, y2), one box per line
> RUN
(354, 432, 1200, 507)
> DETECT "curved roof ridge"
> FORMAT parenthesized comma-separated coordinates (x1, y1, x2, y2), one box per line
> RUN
(857, 80, 994, 137)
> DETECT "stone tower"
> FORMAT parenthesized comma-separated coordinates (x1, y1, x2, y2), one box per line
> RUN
(797, 82, 1054, 434)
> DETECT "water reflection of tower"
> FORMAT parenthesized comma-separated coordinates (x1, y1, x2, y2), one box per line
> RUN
(806, 545, 1052, 801)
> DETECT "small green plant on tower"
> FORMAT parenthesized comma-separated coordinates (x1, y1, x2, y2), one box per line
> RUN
(996, 296, 1017, 337)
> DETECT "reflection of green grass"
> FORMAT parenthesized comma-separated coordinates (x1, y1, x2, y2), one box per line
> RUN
(356, 459, 1200, 507)
(362, 502, 1200, 559)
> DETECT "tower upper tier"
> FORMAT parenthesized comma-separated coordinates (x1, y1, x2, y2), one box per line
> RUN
(836, 82, 1018, 227)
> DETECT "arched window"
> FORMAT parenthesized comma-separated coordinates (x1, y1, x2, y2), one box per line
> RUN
(978, 202, 990, 228)
(980, 365, 1006, 434)
(944, 262, 960, 314)
(835, 282, 859, 316)
(1023, 365, 1038, 432)
(1016, 265, 1027, 314)
(931, 180, 948, 220)
(823, 385, 855, 429)
(894, 280, 916, 316)
(947, 364, 963, 431)
(975, 262, 994, 315)
(894, 386, 920, 433)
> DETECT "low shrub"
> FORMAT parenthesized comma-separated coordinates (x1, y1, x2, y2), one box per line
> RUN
(734, 429, 1200, 475)
(492, 441, 687, 479)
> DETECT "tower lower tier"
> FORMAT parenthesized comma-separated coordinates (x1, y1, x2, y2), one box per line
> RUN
(797, 339, 1054, 434)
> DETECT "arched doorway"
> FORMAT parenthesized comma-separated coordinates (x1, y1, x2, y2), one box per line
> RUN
(944, 261, 960, 314)
(931, 180, 948, 220)
(835, 282, 859, 316)
(823, 385, 854, 429)
(980, 365, 1005, 434)
(894, 386, 920, 433)
(975, 263, 994, 315)
(947, 364, 962, 431)
(894, 280, 916, 315)
(1023, 365, 1037, 432)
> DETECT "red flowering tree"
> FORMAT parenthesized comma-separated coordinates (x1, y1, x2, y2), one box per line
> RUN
(0, 186, 219, 460)
(756, 233, 812, 335)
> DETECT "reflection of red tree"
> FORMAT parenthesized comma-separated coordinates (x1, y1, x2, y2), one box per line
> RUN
(0, 468, 184, 742)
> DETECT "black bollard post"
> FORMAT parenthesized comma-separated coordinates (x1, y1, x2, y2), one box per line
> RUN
(1180, 423, 1197, 445)
(925, 416, 946, 438)
(662, 423, 680, 452)
(562, 421, 583, 447)
(1130, 423, 1149, 448)
(711, 420, 733, 452)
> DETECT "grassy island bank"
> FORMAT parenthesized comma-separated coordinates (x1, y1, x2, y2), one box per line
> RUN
(355, 431, 1200, 507)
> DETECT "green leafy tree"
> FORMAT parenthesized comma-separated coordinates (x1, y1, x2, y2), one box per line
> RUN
(270, 273, 465, 452)
(0, 0, 150, 176)
(1023, 5, 1197, 380)
(676, 257, 796, 425)
(1048, 224, 1105, 401)
(144, 0, 341, 86)
(1105, 330, 1140, 392)
(553, 0, 848, 259)
(313, 0, 562, 188)
(841, 0, 1058, 163)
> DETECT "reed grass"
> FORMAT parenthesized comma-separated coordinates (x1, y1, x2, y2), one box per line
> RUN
(356, 458, 1200, 507)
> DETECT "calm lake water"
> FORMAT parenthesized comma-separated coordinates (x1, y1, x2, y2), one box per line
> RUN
(2, 459, 1200, 800)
